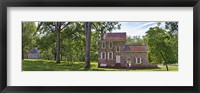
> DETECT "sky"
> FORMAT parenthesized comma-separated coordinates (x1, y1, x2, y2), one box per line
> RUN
(113, 22, 165, 36)
(34, 22, 166, 37)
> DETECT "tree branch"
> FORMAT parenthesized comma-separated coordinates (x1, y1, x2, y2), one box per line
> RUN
(60, 22, 71, 31)
(36, 22, 43, 31)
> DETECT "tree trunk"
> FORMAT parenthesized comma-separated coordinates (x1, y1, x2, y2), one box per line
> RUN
(56, 23, 61, 64)
(60, 54, 62, 61)
(160, 52, 169, 71)
(165, 64, 169, 71)
(85, 22, 92, 70)
(54, 54, 56, 60)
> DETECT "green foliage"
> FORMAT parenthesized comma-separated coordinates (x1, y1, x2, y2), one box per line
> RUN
(22, 22, 37, 59)
(146, 26, 178, 71)
(165, 22, 178, 33)
(90, 32, 99, 61)
(27, 22, 121, 65)
(92, 22, 121, 38)
(165, 22, 178, 64)
(126, 35, 146, 45)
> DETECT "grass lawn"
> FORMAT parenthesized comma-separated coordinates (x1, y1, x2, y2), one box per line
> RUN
(22, 59, 178, 71)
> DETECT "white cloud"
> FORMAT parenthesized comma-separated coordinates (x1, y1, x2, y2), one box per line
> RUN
(113, 22, 165, 36)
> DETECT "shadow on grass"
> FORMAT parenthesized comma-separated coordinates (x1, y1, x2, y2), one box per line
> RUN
(23, 59, 84, 71)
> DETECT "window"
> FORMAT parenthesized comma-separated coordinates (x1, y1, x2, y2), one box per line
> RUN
(136, 58, 142, 64)
(116, 46, 120, 52)
(109, 42, 113, 49)
(101, 52, 106, 60)
(102, 42, 106, 49)
(107, 52, 113, 60)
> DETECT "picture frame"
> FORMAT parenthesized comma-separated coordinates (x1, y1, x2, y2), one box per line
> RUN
(0, 0, 199, 93)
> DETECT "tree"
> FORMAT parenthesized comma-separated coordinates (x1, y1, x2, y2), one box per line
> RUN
(36, 22, 71, 63)
(22, 22, 37, 59)
(126, 35, 146, 45)
(165, 22, 178, 33)
(60, 22, 85, 63)
(85, 22, 92, 70)
(90, 32, 99, 61)
(146, 26, 177, 71)
(34, 22, 121, 69)
(165, 22, 178, 64)
(92, 22, 121, 39)
(36, 30, 56, 60)
(84, 22, 121, 69)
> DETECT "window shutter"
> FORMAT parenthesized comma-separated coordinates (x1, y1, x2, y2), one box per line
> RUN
(140, 58, 142, 63)
(136, 58, 138, 63)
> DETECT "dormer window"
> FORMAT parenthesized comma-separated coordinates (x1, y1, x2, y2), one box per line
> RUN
(102, 42, 106, 49)
(109, 42, 113, 49)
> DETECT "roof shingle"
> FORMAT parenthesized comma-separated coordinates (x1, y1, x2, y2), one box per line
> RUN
(125, 45, 148, 51)
(101, 32, 126, 40)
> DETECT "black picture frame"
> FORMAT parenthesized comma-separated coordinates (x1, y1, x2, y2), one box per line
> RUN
(0, 0, 199, 93)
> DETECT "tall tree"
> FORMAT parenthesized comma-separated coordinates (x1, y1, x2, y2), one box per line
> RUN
(60, 22, 85, 62)
(92, 22, 121, 39)
(165, 22, 178, 66)
(146, 26, 177, 71)
(22, 22, 36, 59)
(84, 22, 121, 69)
(85, 22, 92, 70)
(36, 30, 56, 60)
(36, 22, 71, 63)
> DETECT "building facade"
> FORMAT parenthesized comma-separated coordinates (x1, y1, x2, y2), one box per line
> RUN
(98, 32, 157, 68)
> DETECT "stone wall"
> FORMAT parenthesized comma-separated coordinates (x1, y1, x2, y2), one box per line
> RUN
(123, 52, 157, 68)
(98, 40, 126, 67)
(98, 40, 157, 68)
(124, 52, 148, 64)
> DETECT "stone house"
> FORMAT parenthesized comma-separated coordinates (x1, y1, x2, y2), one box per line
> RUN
(98, 32, 157, 68)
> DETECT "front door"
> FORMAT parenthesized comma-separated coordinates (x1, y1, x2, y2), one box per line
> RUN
(116, 55, 120, 63)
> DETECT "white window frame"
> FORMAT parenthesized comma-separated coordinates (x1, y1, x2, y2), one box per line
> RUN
(107, 52, 113, 60)
(109, 42, 113, 49)
(102, 42, 106, 49)
(101, 52, 106, 60)
(136, 57, 142, 64)
(116, 46, 120, 52)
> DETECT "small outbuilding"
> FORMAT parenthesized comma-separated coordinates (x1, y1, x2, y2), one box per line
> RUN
(28, 48, 40, 59)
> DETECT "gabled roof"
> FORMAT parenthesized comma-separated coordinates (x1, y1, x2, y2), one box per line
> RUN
(125, 45, 148, 52)
(30, 48, 39, 54)
(100, 32, 126, 40)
